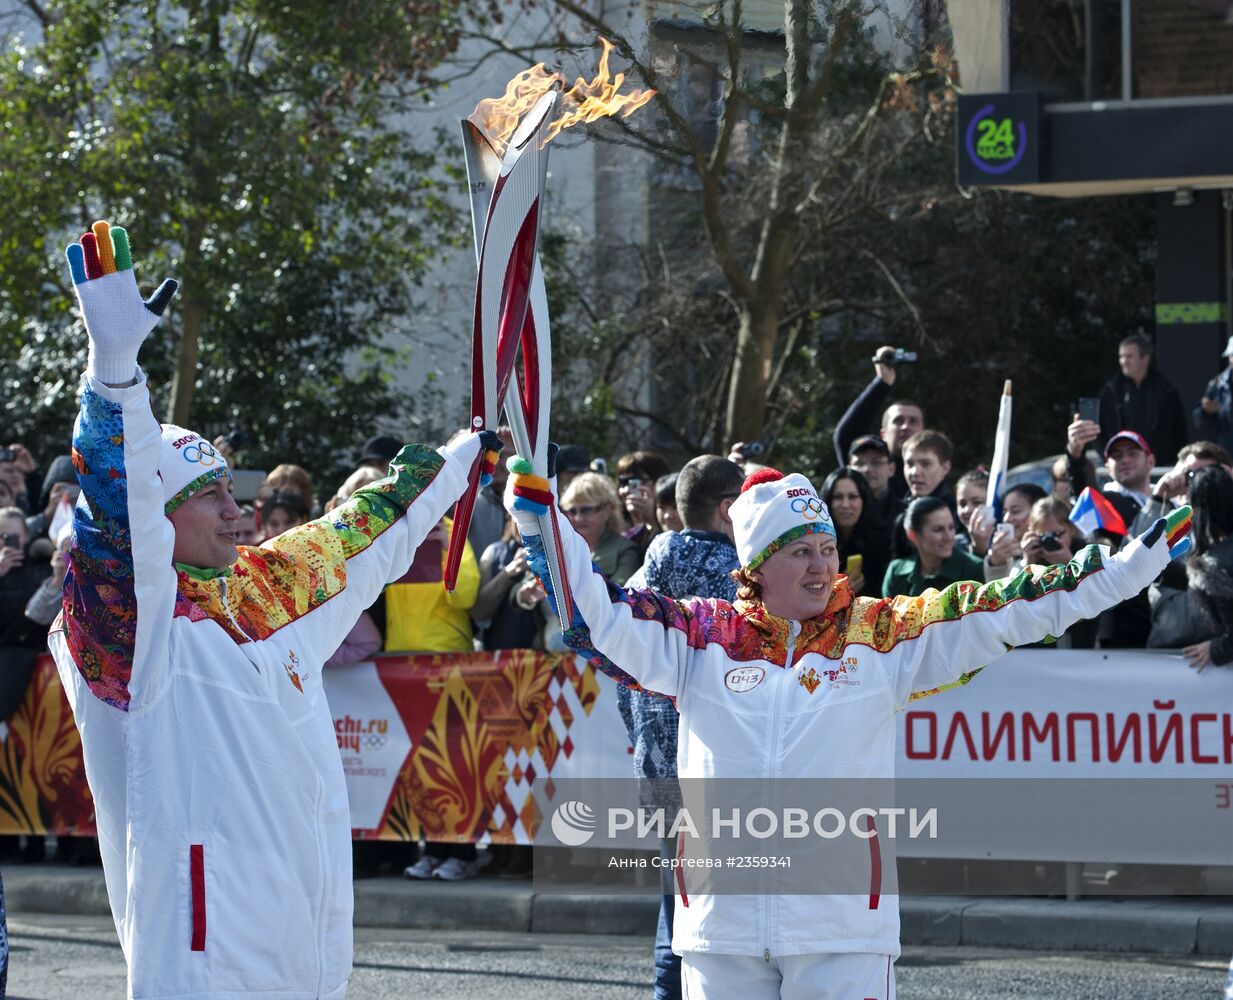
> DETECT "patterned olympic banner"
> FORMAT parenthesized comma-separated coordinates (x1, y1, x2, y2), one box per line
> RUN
(0, 651, 632, 842)
(5, 649, 1233, 853)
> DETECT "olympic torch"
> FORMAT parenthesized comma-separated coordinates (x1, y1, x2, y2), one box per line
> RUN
(443, 92, 557, 592)
(444, 40, 656, 596)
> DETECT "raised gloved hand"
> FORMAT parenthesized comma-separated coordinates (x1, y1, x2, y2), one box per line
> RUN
(66, 220, 178, 385)
(1138, 504, 1193, 561)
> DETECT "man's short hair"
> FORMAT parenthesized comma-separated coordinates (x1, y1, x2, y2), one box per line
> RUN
(901, 429, 953, 464)
(1179, 441, 1233, 467)
(880, 399, 926, 431)
(675, 455, 744, 530)
(1119, 333, 1153, 356)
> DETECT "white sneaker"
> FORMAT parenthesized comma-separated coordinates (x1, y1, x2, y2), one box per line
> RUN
(403, 856, 442, 880)
(432, 857, 474, 881)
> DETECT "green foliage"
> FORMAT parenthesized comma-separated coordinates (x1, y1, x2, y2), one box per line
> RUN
(0, 0, 476, 489)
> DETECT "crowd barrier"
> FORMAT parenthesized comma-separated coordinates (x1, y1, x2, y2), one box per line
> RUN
(2, 648, 1230, 860)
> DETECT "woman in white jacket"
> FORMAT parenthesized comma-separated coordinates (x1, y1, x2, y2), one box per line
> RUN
(507, 461, 1192, 1000)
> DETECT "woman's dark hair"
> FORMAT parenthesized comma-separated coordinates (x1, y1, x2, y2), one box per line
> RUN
(615, 450, 672, 483)
(655, 472, 679, 506)
(1187, 466, 1233, 555)
(904, 495, 950, 534)
(821, 467, 875, 527)
(263, 490, 309, 522)
(1004, 482, 1048, 508)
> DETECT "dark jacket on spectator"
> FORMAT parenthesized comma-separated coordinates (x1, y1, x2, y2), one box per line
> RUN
(1098, 369, 1189, 464)
(1193, 367, 1233, 456)
(882, 549, 984, 598)
(833, 376, 908, 498)
(0, 561, 50, 650)
(1186, 537, 1233, 666)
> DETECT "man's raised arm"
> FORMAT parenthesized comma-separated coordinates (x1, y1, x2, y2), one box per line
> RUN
(59, 221, 180, 710)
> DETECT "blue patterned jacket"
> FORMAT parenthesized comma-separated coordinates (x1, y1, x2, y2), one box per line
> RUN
(617, 529, 738, 800)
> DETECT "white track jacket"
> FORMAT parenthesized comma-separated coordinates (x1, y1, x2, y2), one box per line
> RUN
(523, 511, 1172, 960)
(50, 373, 476, 1000)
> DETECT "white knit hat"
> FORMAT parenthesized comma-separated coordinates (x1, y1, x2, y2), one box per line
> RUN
(730, 470, 835, 569)
(160, 425, 231, 514)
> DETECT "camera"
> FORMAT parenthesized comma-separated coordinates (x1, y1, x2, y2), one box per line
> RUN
(0, 448, 16, 464)
(619, 477, 643, 491)
(2, 532, 21, 550)
(1039, 531, 1062, 552)
(873, 348, 917, 366)
(224, 428, 252, 451)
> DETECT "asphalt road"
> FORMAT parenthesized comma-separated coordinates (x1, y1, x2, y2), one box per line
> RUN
(4, 914, 1228, 999)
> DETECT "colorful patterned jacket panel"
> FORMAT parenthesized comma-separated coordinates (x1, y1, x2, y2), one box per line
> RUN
(525, 510, 1166, 709)
(60, 375, 176, 710)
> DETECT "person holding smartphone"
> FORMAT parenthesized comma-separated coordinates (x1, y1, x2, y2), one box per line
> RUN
(821, 467, 890, 598)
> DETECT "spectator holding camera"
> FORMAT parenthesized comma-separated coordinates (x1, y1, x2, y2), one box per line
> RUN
(833, 344, 924, 499)
(1152, 441, 1233, 504)
(1021, 497, 1085, 568)
(0, 507, 51, 728)
(821, 467, 890, 598)
(0, 445, 40, 516)
(616, 451, 673, 555)
(1097, 333, 1188, 461)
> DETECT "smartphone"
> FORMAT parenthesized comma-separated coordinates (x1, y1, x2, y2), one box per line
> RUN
(845, 554, 863, 578)
(1078, 397, 1100, 424)
(993, 522, 1014, 543)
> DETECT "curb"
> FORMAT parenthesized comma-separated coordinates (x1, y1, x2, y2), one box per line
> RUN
(5, 867, 1230, 956)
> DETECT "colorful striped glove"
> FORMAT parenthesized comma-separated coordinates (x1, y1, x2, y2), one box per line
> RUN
(1138, 504, 1193, 561)
(476, 429, 503, 487)
(504, 453, 553, 538)
(66, 221, 178, 385)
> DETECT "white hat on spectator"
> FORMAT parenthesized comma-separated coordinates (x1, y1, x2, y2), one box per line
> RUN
(730, 469, 835, 570)
(161, 426, 231, 515)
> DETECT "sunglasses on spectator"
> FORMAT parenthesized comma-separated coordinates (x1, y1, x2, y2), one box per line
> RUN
(562, 504, 603, 518)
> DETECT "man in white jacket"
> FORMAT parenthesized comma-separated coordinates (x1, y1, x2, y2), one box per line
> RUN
(49, 219, 499, 1000)
(507, 460, 1193, 999)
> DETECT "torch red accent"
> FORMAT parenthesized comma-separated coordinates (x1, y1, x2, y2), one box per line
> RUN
(190, 844, 206, 951)
(494, 200, 540, 409)
(741, 468, 784, 492)
(81, 232, 103, 280)
(675, 831, 689, 907)
(866, 814, 881, 910)
(519, 312, 542, 452)
(443, 450, 483, 592)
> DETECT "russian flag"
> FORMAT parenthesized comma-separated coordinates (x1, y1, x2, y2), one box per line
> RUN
(1069, 487, 1128, 537)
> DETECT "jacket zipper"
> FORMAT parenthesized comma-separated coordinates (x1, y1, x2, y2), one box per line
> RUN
(762, 620, 798, 963)
(217, 579, 258, 671)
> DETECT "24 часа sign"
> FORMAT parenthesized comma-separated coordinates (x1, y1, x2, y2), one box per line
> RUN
(956, 93, 1041, 186)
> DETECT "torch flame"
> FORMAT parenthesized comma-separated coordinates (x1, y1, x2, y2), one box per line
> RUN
(469, 38, 656, 156)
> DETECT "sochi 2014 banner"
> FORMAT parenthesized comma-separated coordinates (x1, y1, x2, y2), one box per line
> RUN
(4, 648, 1233, 854)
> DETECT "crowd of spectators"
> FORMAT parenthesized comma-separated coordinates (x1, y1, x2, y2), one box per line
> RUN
(4, 332, 1233, 881)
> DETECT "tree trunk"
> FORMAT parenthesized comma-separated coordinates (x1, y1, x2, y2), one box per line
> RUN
(167, 220, 204, 426)
(725, 302, 781, 445)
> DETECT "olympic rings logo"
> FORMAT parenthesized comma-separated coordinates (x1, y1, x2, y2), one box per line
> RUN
(181, 442, 221, 466)
(363, 734, 387, 750)
(790, 497, 828, 520)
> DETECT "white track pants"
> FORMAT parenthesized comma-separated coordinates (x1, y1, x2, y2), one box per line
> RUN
(681, 952, 895, 1000)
